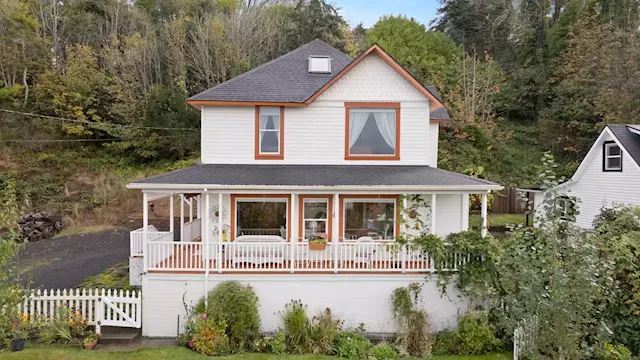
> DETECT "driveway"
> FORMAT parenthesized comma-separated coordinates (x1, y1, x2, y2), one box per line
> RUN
(16, 228, 130, 289)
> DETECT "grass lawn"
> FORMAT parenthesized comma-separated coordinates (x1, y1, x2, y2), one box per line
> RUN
(0, 347, 512, 360)
(79, 261, 132, 290)
(469, 213, 527, 227)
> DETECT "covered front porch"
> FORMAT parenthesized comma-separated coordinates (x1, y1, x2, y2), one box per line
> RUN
(129, 190, 490, 275)
(126, 164, 501, 277)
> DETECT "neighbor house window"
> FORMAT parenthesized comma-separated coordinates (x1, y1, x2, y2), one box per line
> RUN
(302, 198, 329, 240)
(255, 106, 284, 160)
(343, 198, 396, 240)
(232, 196, 289, 240)
(555, 196, 575, 221)
(603, 142, 622, 171)
(345, 102, 400, 160)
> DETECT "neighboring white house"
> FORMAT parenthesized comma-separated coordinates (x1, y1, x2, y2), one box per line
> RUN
(532, 124, 640, 228)
(126, 40, 502, 338)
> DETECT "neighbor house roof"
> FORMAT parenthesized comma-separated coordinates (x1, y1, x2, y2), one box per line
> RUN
(187, 39, 449, 120)
(607, 124, 640, 166)
(128, 164, 500, 190)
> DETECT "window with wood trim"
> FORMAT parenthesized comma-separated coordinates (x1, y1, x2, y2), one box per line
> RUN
(345, 102, 400, 160)
(255, 106, 284, 160)
(603, 141, 622, 171)
(339, 195, 399, 241)
(301, 198, 329, 240)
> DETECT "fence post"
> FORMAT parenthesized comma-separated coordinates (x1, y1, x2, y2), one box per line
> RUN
(95, 289, 104, 334)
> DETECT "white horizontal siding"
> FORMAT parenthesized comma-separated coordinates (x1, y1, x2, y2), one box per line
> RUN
(566, 133, 640, 228)
(142, 274, 467, 337)
(200, 53, 435, 166)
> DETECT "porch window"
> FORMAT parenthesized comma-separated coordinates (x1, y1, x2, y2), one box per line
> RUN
(302, 199, 329, 240)
(345, 103, 400, 160)
(343, 199, 396, 240)
(603, 142, 622, 171)
(235, 198, 288, 238)
(255, 106, 284, 160)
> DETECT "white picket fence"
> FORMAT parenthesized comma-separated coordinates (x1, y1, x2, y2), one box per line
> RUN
(19, 288, 141, 334)
(513, 315, 539, 360)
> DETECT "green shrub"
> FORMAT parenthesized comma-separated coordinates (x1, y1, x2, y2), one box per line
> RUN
(431, 312, 503, 356)
(370, 342, 398, 360)
(270, 331, 286, 355)
(187, 315, 230, 356)
(333, 330, 372, 360)
(595, 342, 633, 360)
(195, 281, 260, 350)
(432, 330, 460, 356)
(390, 284, 434, 357)
(279, 300, 342, 354)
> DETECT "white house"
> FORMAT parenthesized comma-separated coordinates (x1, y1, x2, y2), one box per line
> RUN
(126, 40, 502, 338)
(532, 124, 640, 228)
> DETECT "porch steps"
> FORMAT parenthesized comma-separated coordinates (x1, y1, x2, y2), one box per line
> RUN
(99, 326, 141, 345)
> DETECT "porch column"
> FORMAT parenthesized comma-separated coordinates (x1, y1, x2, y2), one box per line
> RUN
(142, 192, 149, 272)
(431, 193, 437, 235)
(189, 198, 193, 222)
(481, 192, 488, 237)
(196, 195, 201, 219)
(217, 193, 223, 274)
(180, 194, 184, 242)
(291, 193, 297, 274)
(169, 194, 174, 233)
(204, 191, 210, 270)
(333, 193, 339, 274)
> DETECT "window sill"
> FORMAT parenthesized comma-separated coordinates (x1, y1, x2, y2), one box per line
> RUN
(344, 155, 400, 161)
(603, 168, 623, 172)
(255, 154, 284, 160)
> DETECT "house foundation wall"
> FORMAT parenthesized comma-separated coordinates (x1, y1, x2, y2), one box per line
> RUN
(141, 274, 468, 338)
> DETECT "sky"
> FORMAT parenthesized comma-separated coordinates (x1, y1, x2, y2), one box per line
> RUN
(336, 0, 441, 28)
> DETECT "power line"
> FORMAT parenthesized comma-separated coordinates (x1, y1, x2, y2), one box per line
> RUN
(0, 135, 195, 143)
(0, 108, 198, 132)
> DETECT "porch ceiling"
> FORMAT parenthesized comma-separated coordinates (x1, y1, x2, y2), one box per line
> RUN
(127, 164, 501, 191)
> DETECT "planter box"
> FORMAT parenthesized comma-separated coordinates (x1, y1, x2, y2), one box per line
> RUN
(84, 339, 98, 350)
(309, 243, 327, 251)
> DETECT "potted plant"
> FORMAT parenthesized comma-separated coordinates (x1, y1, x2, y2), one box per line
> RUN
(309, 233, 328, 251)
(10, 325, 28, 352)
(82, 333, 101, 350)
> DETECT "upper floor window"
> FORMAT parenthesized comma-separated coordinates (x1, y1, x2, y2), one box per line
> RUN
(255, 106, 284, 160)
(603, 141, 622, 171)
(345, 102, 400, 160)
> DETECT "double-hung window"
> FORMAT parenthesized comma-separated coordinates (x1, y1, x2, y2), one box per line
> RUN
(603, 141, 622, 171)
(302, 198, 329, 240)
(255, 106, 284, 160)
(345, 102, 400, 160)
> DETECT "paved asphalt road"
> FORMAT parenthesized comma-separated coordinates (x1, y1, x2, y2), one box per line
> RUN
(17, 228, 130, 289)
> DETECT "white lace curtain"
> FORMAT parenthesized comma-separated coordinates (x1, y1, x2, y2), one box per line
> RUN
(349, 110, 396, 151)
(259, 107, 280, 142)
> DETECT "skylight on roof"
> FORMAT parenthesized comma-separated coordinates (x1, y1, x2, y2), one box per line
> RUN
(308, 56, 331, 74)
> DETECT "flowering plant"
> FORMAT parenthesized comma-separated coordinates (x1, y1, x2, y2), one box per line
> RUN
(309, 233, 328, 244)
(188, 315, 229, 356)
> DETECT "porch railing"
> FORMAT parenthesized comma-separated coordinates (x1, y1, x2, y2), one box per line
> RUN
(143, 240, 466, 274)
(130, 225, 170, 257)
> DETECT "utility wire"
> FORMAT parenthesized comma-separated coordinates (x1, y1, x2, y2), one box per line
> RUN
(0, 108, 198, 132)
(0, 135, 195, 143)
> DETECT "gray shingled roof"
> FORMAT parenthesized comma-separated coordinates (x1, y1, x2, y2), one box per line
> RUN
(131, 164, 498, 188)
(608, 124, 640, 166)
(188, 39, 353, 103)
(188, 39, 450, 120)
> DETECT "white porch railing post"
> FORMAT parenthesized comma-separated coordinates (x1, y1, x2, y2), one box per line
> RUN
(180, 194, 185, 242)
(217, 193, 223, 274)
(401, 245, 407, 274)
(481, 192, 488, 237)
(169, 194, 174, 233)
(142, 192, 148, 272)
(333, 193, 339, 274)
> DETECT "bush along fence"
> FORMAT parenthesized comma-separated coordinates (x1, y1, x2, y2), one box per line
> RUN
(19, 288, 141, 333)
(513, 315, 538, 360)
